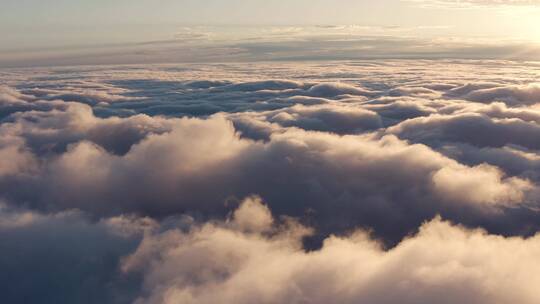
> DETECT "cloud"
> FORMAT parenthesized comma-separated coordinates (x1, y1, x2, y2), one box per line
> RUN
(0, 143, 37, 177)
(445, 84, 540, 106)
(2, 110, 537, 245)
(306, 82, 377, 97)
(2, 102, 176, 155)
(124, 198, 540, 304)
(2, 63, 540, 242)
(388, 113, 540, 150)
(3, 25, 540, 68)
(228, 196, 274, 233)
(432, 163, 532, 204)
(0, 204, 145, 304)
(2, 60, 540, 302)
(232, 104, 382, 135)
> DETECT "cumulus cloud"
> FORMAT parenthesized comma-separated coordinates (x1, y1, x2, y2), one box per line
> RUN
(388, 113, 540, 150)
(124, 198, 540, 304)
(432, 163, 532, 205)
(228, 196, 274, 233)
(232, 104, 382, 136)
(2, 102, 176, 155)
(1, 109, 535, 242)
(445, 84, 540, 106)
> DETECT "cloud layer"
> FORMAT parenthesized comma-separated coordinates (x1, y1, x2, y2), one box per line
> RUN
(2, 25, 540, 68)
(2, 60, 540, 302)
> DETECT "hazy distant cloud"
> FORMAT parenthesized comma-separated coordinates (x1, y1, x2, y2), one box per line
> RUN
(2, 25, 540, 68)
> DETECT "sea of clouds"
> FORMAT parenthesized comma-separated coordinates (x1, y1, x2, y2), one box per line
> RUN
(2, 60, 540, 303)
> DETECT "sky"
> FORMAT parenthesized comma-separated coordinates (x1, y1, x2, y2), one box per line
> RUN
(1, 0, 540, 67)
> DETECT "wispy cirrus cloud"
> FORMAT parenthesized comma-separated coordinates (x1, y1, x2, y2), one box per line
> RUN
(2, 25, 540, 68)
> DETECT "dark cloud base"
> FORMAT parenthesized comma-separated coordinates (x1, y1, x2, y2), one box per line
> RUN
(1, 60, 540, 303)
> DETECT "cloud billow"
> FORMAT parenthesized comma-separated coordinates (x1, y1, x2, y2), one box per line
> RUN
(125, 198, 540, 304)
